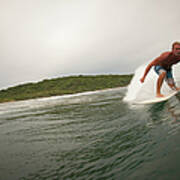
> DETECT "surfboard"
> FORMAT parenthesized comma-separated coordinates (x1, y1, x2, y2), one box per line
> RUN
(134, 91, 179, 105)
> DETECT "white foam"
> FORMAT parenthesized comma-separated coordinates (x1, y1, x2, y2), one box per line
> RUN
(123, 63, 180, 103)
(0, 87, 123, 115)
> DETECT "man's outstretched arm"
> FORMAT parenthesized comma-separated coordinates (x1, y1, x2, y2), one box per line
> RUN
(140, 62, 154, 83)
(140, 52, 170, 83)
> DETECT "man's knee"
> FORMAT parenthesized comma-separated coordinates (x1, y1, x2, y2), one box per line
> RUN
(167, 78, 176, 88)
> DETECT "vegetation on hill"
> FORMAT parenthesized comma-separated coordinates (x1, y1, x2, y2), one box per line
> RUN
(0, 74, 133, 103)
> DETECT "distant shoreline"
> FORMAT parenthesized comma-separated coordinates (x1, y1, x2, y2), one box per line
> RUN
(0, 74, 133, 103)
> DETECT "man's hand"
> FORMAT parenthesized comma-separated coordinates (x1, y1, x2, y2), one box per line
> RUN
(140, 77, 145, 83)
(175, 87, 180, 91)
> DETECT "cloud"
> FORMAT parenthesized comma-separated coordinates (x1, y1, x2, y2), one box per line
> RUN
(0, 0, 180, 88)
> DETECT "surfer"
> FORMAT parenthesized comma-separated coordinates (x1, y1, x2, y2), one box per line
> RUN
(140, 42, 180, 97)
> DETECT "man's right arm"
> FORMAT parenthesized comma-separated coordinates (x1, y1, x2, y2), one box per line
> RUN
(140, 62, 154, 83)
(140, 52, 170, 83)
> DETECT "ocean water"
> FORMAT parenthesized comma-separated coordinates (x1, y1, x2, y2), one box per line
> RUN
(0, 85, 180, 180)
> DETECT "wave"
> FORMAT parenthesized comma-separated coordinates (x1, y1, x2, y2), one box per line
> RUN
(123, 63, 180, 103)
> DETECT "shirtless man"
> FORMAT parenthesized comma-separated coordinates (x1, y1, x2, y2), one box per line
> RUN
(140, 42, 180, 97)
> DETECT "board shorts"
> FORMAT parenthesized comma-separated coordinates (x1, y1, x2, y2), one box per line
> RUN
(154, 65, 175, 85)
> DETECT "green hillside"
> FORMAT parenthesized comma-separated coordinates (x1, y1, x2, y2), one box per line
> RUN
(0, 74, 133, 103)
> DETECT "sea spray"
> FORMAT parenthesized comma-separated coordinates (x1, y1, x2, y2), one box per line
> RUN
(123, 64, 147, 102)
(173, 64, 180, 86)
(123, 63, 179, 103)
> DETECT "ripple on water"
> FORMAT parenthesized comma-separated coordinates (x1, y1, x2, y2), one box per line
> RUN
(1, 88, 180, 180)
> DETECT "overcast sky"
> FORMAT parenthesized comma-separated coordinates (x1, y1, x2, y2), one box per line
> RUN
(1, 0, 180, 89)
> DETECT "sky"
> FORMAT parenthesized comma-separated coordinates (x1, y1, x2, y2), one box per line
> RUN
(1, 0, 180, 89)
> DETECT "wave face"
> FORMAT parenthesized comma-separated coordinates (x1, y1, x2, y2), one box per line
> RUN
(124, 63, 180, 102)
(1, 87, 180, 180)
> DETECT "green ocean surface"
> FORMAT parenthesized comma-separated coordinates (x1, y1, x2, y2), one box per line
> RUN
(0, 87, 180, 180)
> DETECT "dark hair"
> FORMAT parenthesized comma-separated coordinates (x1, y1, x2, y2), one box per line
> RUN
(172, 41, 180, 49)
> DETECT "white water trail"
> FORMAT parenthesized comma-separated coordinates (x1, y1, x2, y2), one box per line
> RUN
(124, 63, 180, 103)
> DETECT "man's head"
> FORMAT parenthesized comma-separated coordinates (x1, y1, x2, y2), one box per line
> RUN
(172, 41, 180, 56)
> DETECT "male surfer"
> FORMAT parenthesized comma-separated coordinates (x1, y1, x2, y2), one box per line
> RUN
(140, 42, 180, 97)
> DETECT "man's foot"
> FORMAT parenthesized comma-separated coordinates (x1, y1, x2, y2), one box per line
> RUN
(175, 87, 180, 91)
(156, 93, 164, 98)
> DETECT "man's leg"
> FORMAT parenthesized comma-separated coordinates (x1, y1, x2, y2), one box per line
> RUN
(166, 70, 180, 91)
(167, 79, 180, 91)
(156, 71, 166, 97)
